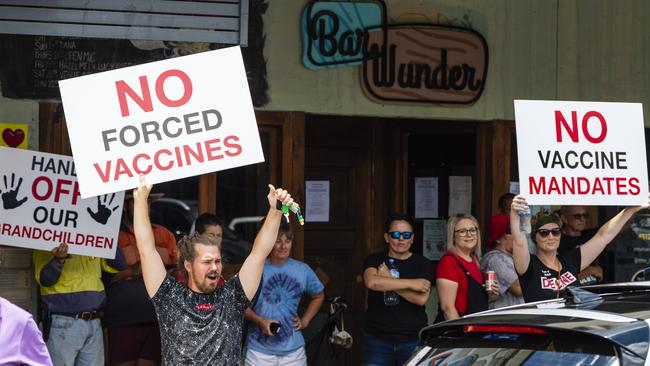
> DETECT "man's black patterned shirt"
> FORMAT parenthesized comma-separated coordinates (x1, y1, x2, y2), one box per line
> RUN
(151, 274, 250, 365)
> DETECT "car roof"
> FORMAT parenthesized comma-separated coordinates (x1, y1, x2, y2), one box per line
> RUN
(422, 282, 650, 352)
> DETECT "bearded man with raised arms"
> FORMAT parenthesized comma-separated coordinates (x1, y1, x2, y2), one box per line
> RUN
(132, 175, 295, 365)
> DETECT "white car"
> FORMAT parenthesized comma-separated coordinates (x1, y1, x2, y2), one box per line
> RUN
(406, 283, 650, 366)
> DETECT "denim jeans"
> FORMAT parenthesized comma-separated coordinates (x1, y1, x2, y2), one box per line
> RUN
(47, 315, 104, 366)
(362, 333, 418, 366)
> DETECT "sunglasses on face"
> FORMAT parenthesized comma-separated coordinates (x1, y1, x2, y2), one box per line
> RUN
(537, 228, 561, 238)
(388, 231, 413, 239)
(454, 227, 478, 237)
(572, 213, 589, 220)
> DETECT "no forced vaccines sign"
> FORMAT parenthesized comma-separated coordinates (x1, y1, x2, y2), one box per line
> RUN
(514, 100, 648, 205)
(59, 46, 264, 198)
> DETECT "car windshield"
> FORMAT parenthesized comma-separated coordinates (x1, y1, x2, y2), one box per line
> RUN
(409, 332, 619, 366)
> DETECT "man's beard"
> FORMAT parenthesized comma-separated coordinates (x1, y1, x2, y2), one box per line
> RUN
(193, 272, 220, 293)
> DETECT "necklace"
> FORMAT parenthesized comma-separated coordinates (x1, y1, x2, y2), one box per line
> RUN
(539, 255, 558, 270)
(540, 255, 561, 298)
(555, 258, 561, 298)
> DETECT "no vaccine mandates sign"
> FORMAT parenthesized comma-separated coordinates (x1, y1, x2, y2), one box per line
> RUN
(514, 100, 649, 205)
(59, 46, 264, 198)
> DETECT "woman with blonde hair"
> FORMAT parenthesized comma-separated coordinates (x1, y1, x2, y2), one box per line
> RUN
(435, 214, 494, 322)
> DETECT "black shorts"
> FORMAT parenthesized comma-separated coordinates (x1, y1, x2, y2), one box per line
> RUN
(108, 323, 161, 365)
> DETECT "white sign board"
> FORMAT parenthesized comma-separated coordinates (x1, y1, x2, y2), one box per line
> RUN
(514, 100, 648, 205)
(59, 46, 264, 198)
(0, 147, 123, 258)
(509, 181, 520, 195)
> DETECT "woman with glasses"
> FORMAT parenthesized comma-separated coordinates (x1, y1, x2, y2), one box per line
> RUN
(436, 214, 495, 322)
(510, 195, 650, 302)
(362, 213, 434, 366)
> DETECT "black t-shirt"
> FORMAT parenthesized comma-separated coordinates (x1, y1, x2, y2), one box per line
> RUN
(559, 228, 598, 254)
(519, 248, 581, 302)
(363, 251, 434, 343)
(151, 274, 251, 366)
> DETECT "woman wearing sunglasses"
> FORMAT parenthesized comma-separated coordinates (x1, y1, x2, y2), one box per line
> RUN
(362, 213, 434, 366)
(510, 195, 650, 302)
(436, 214, 497, 322)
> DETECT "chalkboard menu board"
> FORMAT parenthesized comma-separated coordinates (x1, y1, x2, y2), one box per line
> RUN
(0, 1, 268, 106)
(0, 35, 267, 106)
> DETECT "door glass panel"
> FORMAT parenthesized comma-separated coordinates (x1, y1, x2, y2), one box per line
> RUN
(147, 128, 277, 265)
(148, 177, 199, 239)
(216, 129, 275, 263)
(407, 131, 476, 263)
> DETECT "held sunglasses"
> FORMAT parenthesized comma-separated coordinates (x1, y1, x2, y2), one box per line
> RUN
(537, 228, 562, 238)
(388, 231, 413, 239)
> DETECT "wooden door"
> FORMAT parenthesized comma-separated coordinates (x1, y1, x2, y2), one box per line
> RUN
(304, 119, 377, 366)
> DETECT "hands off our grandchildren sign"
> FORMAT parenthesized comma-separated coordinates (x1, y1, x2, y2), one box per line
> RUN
(0, 147, 123, 259)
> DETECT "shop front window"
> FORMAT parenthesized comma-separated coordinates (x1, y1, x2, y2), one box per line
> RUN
(148, 128, 277, 265)
(216, 128, 277, 264)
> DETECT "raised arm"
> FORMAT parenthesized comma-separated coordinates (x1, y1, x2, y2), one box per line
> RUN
(133, 175, 167, 297)
(239, 185, 293, 300)
(510, 195, 531, 275)
(580, 195, 650, 269)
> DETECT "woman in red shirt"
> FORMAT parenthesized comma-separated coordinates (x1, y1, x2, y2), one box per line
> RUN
(436, 214, 494, 321)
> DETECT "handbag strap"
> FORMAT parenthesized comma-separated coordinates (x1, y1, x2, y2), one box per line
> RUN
(330, 301, 345, 331)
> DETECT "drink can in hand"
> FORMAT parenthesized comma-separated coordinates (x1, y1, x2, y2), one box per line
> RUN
(485, 271, 497, 292)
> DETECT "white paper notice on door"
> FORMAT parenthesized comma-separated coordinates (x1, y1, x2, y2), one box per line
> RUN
(305, 180, 330, 222)
(448, 176, 472, 216)
(414, 177, 438, 218)
(509, 181, 520, 194)
(422, 219, 447, 260)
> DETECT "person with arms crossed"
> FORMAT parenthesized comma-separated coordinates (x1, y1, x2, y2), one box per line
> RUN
(133, 175, 295, 365)
(244, 221, 325, 365)
(362, 213, 434, 366)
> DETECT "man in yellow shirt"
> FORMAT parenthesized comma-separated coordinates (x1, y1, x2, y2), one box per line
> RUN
(33, 243, 124, 366)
